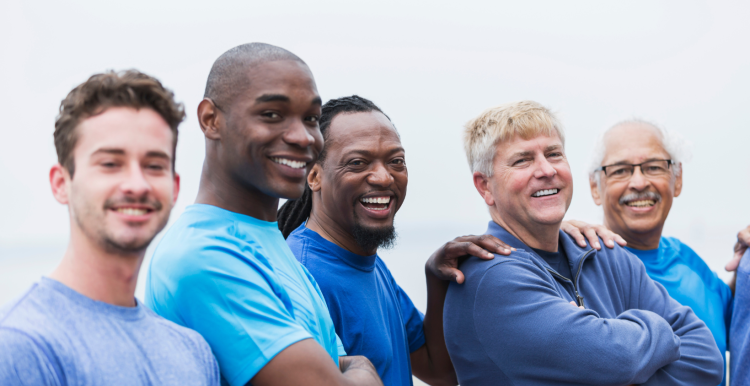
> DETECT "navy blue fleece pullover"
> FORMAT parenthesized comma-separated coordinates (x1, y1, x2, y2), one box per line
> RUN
(443, 221, 724, 386)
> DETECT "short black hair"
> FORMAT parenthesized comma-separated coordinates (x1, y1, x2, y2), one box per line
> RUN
(204, 43, 305, 111)
(277, 95, 391, 238)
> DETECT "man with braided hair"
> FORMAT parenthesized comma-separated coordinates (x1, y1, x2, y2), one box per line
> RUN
(277, 95, 627, 386)
(145, 44, 383, 386)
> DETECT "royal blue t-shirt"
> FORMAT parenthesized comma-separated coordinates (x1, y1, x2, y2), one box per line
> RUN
(287, 224, 426, 386)
(626, 237, 733, 385)
(145, 205, 345, 386)
(0, 277, 219, 386)
(730, 249, 750, 385)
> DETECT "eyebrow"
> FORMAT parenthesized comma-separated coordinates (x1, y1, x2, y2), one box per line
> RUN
(341, 147, 405, 159)
(255, 94, 322, 106)
(91, 148, 171, 161)
(607, 157, 667, 166)
(510, 145, 562, 159)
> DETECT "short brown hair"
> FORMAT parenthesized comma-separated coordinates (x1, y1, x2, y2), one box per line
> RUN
(54, 70, 185, 176)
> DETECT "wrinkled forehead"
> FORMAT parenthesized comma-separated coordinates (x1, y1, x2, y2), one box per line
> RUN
(327, 111, 402, 156)
(602, 124, 669, 164)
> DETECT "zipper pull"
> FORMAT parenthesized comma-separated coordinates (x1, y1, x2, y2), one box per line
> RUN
(576, 294, 585, 308)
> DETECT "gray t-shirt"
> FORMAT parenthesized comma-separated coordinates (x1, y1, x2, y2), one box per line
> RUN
(0, 277, 220, 386)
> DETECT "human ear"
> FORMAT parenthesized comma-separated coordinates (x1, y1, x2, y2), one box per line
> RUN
(50, 164, 70, 205)
(673, 164, 683, 198)
(589, 176, 602, 206)
(307, 164, 322, 192)
(197, 98, 222, 140)
(172, 173, 181, 205)
(473, 172, 495, 207)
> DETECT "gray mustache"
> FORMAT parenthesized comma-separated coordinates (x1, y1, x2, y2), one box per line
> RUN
(619, 191, 661, 205)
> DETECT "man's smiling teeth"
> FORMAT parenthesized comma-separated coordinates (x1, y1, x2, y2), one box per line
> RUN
(532, 189, 558, 197)
(361, 197, 391, 204)
(271, 157, 306, 169)
(626, 200, 656, 207)
(116, 208, 147, 216)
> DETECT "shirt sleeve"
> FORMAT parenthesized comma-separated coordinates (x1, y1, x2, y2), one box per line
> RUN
(627, 253, 725, 385)
(165, 244, 314, 386)
(472, 260, 682, 385)
(0, 329, 59, 386)
(394, 282, 426, 353)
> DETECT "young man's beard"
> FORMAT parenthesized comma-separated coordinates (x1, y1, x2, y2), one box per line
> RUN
(350, 212, 398, 254)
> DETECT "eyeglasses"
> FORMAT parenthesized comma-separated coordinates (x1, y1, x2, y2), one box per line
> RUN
(596, 159, 675, 181)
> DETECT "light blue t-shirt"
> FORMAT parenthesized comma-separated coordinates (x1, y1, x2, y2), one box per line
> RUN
(626, 237, 733, 386)
(145, 204, 345, 386)
(730, 249, 750, 385)
(0, 277, 219, 386)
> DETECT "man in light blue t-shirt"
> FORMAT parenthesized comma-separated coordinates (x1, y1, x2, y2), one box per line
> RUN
(145, 43, 382, 386)
(588, 119, 739, 385)
(0, 71, 219, 385)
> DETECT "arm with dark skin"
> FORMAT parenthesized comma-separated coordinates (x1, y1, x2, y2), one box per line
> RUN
(725, 225, 750, 294)
(412, 222, 624, 385)
(250, 339, 383, 386)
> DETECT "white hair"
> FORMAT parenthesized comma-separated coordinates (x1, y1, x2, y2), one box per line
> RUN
(589, 119, 692, 185)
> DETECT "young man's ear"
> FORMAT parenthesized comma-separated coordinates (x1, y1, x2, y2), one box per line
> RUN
(589, 176, 602, 206)
(50, 164, 71, 205)
(472, 172, 494, 207)
(197, 98, 222, 140)
(307, 164, 322, 192)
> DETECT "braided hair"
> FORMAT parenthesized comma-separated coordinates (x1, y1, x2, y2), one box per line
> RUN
(277, 95, 391, 238)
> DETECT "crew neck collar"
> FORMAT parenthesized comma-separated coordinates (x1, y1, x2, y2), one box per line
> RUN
(40, 277, 146, 321)
(300, 224, 377, 272)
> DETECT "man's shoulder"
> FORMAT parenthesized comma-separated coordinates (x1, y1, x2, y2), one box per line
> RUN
(141, 307, 214, 355)
(0, 283, 65, 338)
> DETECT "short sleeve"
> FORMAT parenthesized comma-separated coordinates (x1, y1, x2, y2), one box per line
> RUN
(395, 282, 426, 353)
(335, 333, 347, 357)
(161, 245, 313, 386)
(0, 329, 58, 386)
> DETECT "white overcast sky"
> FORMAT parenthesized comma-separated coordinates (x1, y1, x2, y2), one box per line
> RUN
(1, 0, 749, 305)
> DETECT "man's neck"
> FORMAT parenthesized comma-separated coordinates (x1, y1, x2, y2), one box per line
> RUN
(195, 160, 278, 222)
(490, 210, 560, 252)
(50, 225, 143, 307)
(607, 220, 662, 250)
(307, 208, 374, 256)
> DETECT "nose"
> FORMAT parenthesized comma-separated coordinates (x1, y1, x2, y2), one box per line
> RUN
(533, 157, 557, 179)
(283, 119, 316, 149)
(628, 166, 650, 191)
(120, 160, 152, 197)
(367, 161, 394, 188)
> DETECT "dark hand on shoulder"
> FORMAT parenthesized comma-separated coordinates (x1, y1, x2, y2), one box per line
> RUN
(426, 234, 513, 284)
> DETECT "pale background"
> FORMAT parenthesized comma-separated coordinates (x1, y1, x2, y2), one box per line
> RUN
(1, 1, 749, 384)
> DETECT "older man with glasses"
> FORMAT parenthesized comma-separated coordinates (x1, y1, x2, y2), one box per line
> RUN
(588, 119, 736, 386)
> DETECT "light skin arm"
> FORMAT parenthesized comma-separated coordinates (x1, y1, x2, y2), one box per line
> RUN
(725, 225, 750, 294)
(413, 234, 513, 386)
(250, 339, 383, 386)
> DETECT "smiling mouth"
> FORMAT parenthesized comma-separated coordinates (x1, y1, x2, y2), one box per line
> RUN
(360, 196, 391, 211)
(112, 207, 152, 216)
(271, 157, 306, 169)
(625, 199, 656, 208)
(532, 189, 558, 197)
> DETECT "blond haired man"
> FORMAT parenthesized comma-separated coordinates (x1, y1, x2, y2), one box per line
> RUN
(443, 101, 723, 386)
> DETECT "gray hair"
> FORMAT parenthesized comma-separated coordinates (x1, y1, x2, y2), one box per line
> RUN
(589, 119, 692, 185)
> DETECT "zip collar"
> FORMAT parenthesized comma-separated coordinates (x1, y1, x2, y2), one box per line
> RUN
(485, 221, 598, 307)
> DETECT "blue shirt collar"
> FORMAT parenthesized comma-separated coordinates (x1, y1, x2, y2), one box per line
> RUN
(300, 223, 378, 272)
(485, 221, 596, 268)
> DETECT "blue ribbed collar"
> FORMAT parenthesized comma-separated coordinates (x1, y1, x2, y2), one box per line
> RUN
(300, 224, 378, 272)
